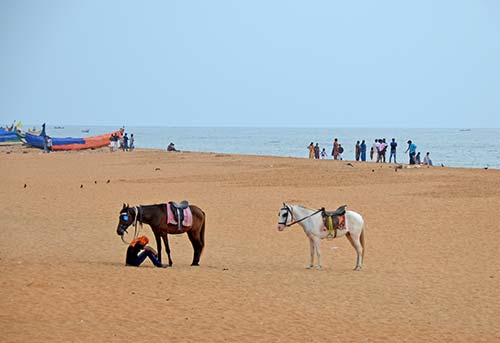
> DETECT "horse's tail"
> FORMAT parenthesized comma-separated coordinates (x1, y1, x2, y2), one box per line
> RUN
(360, 222, 366, 257)
(200, 210, 206, 248)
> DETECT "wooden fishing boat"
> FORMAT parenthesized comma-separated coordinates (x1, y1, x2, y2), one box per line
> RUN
(23, 129, 124, 151)
(0, 127, 21, 143)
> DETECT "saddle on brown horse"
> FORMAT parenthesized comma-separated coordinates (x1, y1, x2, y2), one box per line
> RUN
(168, 201, 190, 232)
(321, 205, 347, 238)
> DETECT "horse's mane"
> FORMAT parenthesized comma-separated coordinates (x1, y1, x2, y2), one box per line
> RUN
(295, 204, 318, 212)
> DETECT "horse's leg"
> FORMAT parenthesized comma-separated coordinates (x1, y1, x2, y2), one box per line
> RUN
(187, 229, 203, 266)
(313, 236, 322, 270)
(161, 234, 173, 266)
(346, 232, 363, 271)
(153, 229, 163, 265)
(306, 236, 315, 269)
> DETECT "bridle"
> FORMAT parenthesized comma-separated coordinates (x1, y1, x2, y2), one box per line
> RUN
(119, 206, 143, 244)
(279, 204, 324, 227)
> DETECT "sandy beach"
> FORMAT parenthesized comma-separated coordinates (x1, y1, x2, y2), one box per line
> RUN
(1, 146, 499, 342)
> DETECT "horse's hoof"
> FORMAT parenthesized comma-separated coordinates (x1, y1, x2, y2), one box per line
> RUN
(305, 265, 314, 269)
(315, 266, 323, 270)
(191, 263, 200, 266)
(354, 266, 362, 271)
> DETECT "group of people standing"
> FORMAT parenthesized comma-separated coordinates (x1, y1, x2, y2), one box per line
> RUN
(364, 138, 398, 163)
(307, 139, 345, 160)
(307, 142, 329, 159)
(110, 132, 134, 152)
(308, 138, 433, 166)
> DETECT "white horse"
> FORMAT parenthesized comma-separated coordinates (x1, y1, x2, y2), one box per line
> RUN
(276, 203, 365, 270)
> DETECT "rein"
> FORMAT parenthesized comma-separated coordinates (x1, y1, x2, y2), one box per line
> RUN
(133, 206, 144, 238)
(280, 205, 324, 227)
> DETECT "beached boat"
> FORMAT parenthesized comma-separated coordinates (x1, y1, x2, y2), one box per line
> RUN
(0, 127, 21, 143)
(23, 129, 124, 151)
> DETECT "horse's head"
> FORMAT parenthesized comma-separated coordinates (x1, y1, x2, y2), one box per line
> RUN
(117, 203, 135, 236)
(277, 203, 293, 231)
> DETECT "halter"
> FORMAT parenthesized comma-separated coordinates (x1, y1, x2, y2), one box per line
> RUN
(120, 206, 143, 244)
(279, 205, 324, 227)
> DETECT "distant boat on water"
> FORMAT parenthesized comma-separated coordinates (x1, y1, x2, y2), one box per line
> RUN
(81, 129, 90, 133)
(28, 127, 41, 135)
(54, 126, 64, 129)
(459, 129, 471, 132)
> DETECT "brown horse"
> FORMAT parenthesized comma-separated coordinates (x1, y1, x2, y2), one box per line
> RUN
(116, 203, 206, 266)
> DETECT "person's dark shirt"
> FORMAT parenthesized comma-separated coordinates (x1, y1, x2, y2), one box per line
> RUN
(390, 141, 397, 152)
(360, 143, 366, 152)
(126, 242, 144, 266)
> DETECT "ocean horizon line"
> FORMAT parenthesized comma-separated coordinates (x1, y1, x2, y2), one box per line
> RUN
(15, 123, 498, 130)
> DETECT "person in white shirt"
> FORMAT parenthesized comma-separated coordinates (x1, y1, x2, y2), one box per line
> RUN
(423, 152, 433, 166)
(320, 148, 327, 159)
(374, 139, 381, 162)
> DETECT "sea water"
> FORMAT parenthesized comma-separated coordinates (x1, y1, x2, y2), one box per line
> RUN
(36, 126, 500, 169)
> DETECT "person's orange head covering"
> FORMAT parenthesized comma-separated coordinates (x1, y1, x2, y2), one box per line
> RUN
(130, 236, 149, 247)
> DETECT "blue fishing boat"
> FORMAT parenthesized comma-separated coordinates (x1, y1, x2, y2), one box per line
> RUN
(23, 129, 123, 150)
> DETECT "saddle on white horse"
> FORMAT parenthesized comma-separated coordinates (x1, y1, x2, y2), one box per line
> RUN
(321, 205, 347, 238)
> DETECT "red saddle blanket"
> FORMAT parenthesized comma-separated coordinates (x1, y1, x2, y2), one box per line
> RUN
(166, 204, 193, 227)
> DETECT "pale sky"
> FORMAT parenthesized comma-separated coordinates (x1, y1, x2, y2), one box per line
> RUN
(1, 0, 499, 127)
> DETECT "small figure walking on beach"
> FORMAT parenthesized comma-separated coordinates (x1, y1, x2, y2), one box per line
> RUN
(314, 143, 320, 159)
(123, 133, 129, 151)
(43, 135, 49, 153)
(338, 144, 344, 160)
(119, 135, 124, 150)
(109, 134, 115, 152)
(320, 148, 327, 159)
(423, 152, 433, 166)
(355, 141, 360, 161)
(129, 134, 135, 151)
(405, 140, 417, 165)
(307, 142, 314, 159)
(332, 138, 339, 160)
(374, 139, 382, 162)
(378, 139, 387, 163)
(389, 138, 397, 163)
(47, 136, 52, 152)
(371, 139, 377, 161)
(360, 140, 367, 161)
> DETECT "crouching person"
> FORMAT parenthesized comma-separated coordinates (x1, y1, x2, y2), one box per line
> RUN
(126, 236, 166, 268)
